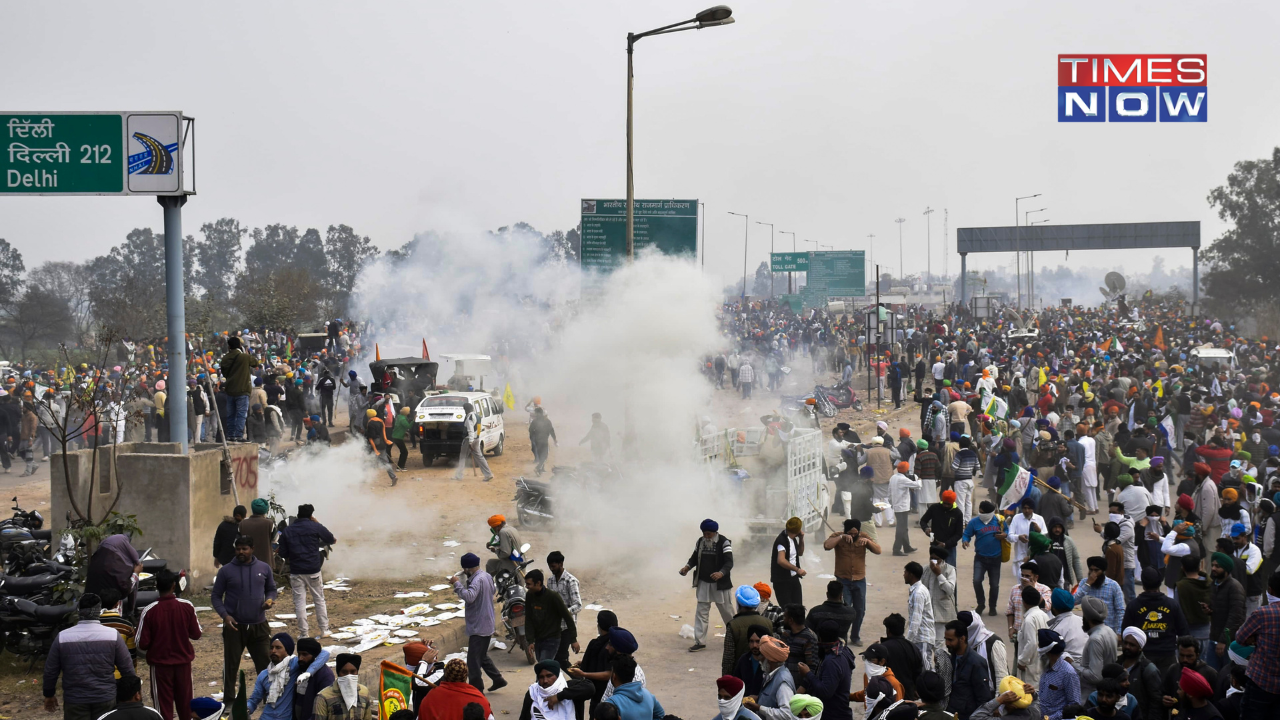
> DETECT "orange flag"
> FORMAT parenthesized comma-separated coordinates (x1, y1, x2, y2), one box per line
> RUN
(1099, 337, 1112, 352)
(1153, 326, 1166, 351)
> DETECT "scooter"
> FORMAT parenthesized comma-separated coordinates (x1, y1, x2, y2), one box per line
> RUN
(492, 542, 534, 665)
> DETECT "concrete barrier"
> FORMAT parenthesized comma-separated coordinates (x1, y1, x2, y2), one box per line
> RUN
(51, 442, 259, 585)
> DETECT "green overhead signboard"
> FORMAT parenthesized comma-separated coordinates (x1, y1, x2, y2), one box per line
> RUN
(770, 252, 809, 272)
(2, 112, 184, 195)
(579, 198, 698, 273)
(807, 250, 866, 296)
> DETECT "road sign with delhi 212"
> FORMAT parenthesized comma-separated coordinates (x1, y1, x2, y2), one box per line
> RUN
(2, 112, 184, 195)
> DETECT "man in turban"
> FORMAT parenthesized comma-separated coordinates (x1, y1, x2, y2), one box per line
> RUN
(1173, 668, 1215, 720)
(485, 514, 524, 581)
(743, 636, 797, 720)
(772, 517, 808, 607)
(312, 650, 373, 717)
(1205, 553, 1246, 669)
(1036, 628, 1080, 720)
(681, 519, 735, 653)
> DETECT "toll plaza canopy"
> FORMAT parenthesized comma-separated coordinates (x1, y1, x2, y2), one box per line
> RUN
(955, 220, 1201, 304)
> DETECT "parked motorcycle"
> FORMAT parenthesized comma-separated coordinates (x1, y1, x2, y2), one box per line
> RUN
(135, 548, 189, 598)
(0, 595, 77, 659)
(492, 542, 534, 665)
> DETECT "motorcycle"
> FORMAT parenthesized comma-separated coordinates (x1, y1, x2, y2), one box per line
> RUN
(0, 594, 77, 660)
(135, 547, 189, 604)
(514, 477, 552, 529)
(810, 387, 838, 418)
(492, 542, 534, 665)
(816, 381, 863, 412)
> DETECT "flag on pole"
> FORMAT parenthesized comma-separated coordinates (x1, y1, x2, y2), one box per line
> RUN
(231, 670, 249, 720)
(1153, 325, 1166, 351)
(998, 465, 1033, 512)
(285, 338, 293, 361)
(985, 394, 1009, 421)
(1151, 378, 1164, 398)
(1099, 337, 1112, 352)
(379, 661, 415, 719)
(503, 383, 515, 410)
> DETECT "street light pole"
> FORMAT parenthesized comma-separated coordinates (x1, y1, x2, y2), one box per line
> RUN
(625, 6, 735, 262)
(1025, 207, 1047, 310)
(923, 207, 934, 286)
(699, 201, 706, 272)
(894, 218, 906, 284)
(1014, 193, 1041, 309)
(756, 221, 775, 297)
(729, 211, 748, 302)
(779, 230, 795, 293)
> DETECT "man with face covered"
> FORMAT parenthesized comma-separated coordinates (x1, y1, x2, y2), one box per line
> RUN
(793, 620, 855, 720)
(517, 660, 594, 720)
(1120, 568, 1188, 678)
(312, 653, 374, 719)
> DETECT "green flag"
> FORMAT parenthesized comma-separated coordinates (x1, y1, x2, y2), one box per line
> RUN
(380, 660, 415, 718)
(232, 670, 248, 720)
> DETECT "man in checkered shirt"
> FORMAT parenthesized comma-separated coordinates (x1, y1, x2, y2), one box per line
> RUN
(546, 551, 582, 668)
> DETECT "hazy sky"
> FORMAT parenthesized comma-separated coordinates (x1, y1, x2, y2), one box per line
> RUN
(2, 1, 1275, 295)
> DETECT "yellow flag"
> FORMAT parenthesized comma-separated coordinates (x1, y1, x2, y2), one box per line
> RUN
(503, 383, 515, 410)
(1038, 367, 1048, 387)
(1082, 380, 1090, 395)
(1152, 378, 1163, 398)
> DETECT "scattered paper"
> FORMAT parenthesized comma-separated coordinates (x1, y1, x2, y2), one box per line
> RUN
(268, 622, 288, 628)
(715, 633, 726, 638)
(208, 681, 218, 686)
(385, 637, 407, 645)
(395, 592, 429, 598)
(329, 587, 351, 591)
(275, 614, 298, 619)
(212, 693, 224, 702)
(403, 603, 434, 616)
(351, 631, 391, 653)
(490, 639, 507, 650)
(817, 574, 836, 579)
(330, 632, 356, 640)
(322, 645, 349, 653)
(583, 604, 606, 611)
(430, 584, 451, 591)
(679, 624, 695, 639)
(669, 615, 681, 619)
(352, 619, 375, 626)
(423, 618, 442, 626)
(193, 606, 213, 612)
(442, 540, 461, 547)
(394, 629, 420, 638)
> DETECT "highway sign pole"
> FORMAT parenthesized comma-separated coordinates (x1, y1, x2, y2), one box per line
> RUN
(160, 195, 188, 453)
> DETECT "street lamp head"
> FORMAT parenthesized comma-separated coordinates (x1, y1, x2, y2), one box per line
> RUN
(696, 5, 733, 23)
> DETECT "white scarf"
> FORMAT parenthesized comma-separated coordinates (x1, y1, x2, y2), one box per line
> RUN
(265, 656, 292, 706)
(719, 686, 745, 720)
(336, 675, 359, 710)
(863, 660, 887, 677)
(529, 672, 574, 720)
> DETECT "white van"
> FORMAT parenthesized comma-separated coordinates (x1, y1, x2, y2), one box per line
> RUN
(414, 391, 505, 466)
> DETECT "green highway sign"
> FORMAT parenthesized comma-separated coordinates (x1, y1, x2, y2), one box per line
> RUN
(807, 250, 866, 296)
(579, 198, 698, 273)
(2, 112, 183, 195)
(770, 252, 809, 272)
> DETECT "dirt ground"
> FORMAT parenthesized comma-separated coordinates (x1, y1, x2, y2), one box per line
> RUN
(0, 370, 990, 719)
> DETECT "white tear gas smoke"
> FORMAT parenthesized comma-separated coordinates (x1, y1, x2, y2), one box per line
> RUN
(319, 229, 756, 583)
(258, 441, 432, 579)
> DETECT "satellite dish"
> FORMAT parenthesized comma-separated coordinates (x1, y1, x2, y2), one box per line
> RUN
(1105, 272, 1127, 294)
(1100, 272, 1127, 301)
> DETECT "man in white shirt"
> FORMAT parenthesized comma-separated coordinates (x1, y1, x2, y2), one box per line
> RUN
(1015, 585, 1050, 686)
(1078, 427, 1098, 514)
(1006, 498, 1046, 580)
(904, 561, 936, 671)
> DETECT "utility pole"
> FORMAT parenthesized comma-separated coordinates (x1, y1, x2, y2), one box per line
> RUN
(779, 230, 796, 293)
(894, 218, 906, 285)
(923, 207, 935, 286)
(756, 221, 775, 297)
(866, 234, 876, 293)
(943, 209, 948, 281)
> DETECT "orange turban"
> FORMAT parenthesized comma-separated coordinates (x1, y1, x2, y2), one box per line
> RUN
(1223, 488, 1238, 502)
(753, 582, 773, 602)
(488, 514, 506, 528)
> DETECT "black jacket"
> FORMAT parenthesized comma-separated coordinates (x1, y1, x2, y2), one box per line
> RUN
(919, 503, 965, 548)
(1121, 591, 1188, 658)
(519, 677, 595, 720)
(276, 518, 336, 575)
(96, 701, 160, 720)
(212, 518, 240, 565)
(880, 635, 923, 700)
(946, 648, 994, 719)
(1126, 655, 1164, 720)
(317, 375, 337, 395)
(686, 534, 733, 590)
(806, 600, 859, 643)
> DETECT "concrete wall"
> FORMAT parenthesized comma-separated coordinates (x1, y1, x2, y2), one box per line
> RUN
(51, 442, 260, 585)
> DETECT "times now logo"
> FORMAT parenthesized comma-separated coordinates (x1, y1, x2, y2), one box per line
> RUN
(1058, 54, 1206, 122)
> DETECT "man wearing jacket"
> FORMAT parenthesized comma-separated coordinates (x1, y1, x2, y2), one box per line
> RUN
(136, 571, 202, 720)
(43, 593, 136, 718)
(316, 369, 338, 427)
(212, 535, 277, 703)
(1206, 552, 1246, 670)
(962, 501, 1006, 617)
(943, 618, 994, 720)
(452, 552, 507, 693)
(523, 569, 578, 663)
(1120, 568, 1188, 677)
(795, 620, 855, 720)
(276, 504, 336, 638)
(920, 490, 965, 567)
(97, 677, 159, 720)
(601, 656, 664, 720)
(681, 518, 735, 653)
(219, 336, 259, 441)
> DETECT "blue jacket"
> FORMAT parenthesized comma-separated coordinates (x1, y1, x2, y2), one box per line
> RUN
(962, 515, 1004, 558)
(276, 518, 336, 575)
(247, 650, 331, 720)
(800, 645, 855, 720)
(946, 648, 993, 719)
(211, 556, 277, 625)
(604, 680, 665, 720)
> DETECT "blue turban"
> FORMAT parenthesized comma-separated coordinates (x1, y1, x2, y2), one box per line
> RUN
(460, 553, 480, 568)
(1047, 476, 1062, 490)
(860, 465, 875, 478)
(272, 632, 295, 656)
(349, 370, 357, 378)
(950, 431, 962, 442)
(1051, 588, 1074, 613)
(1270, 445, 1279, 458)
(700, 518, 719, 532)
(735, 585, 761, 608)
(607, 627, 638, 654)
